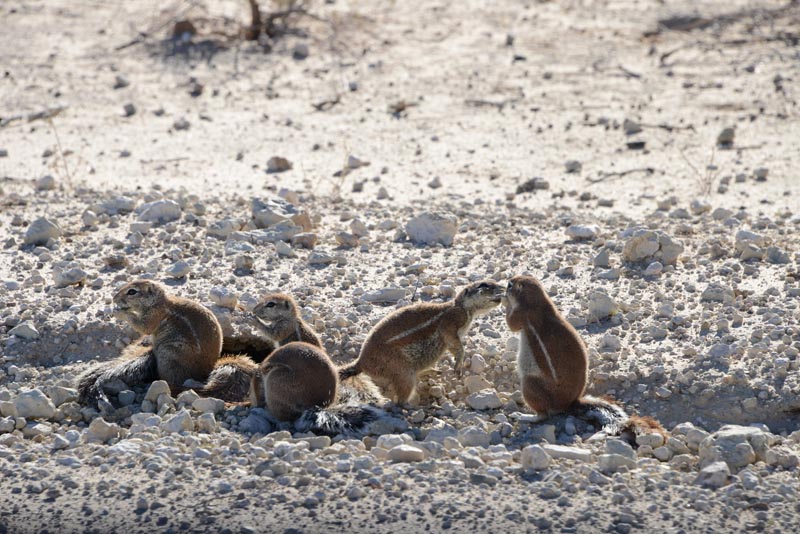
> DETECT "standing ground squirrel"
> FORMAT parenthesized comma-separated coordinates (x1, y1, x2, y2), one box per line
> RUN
(77, 280, 223, 408)
(339, 280, 504, 403)
(504, 275, 662, 435)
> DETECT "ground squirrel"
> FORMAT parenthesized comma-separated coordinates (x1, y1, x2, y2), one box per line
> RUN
(77, 280, 223, 408)
(192, 292, 320, 403)
(339, 280, 504, 403)
(251, 292, 384, 404)
(216, 293, 317, 363)
(252, 293, 322, 347)
(504, 275, 662, 436)
(198, 292, 383, 404)
(250, 341, 337, 420)
(250, 341, 384, 435)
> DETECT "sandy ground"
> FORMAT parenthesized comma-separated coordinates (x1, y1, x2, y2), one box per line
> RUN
(1, 0, 800, 532)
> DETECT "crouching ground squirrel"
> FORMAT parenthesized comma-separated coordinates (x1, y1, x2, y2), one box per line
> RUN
(249, 342, 388, 436)
(504, 275, 662, 436)
(194, 292, 320, 402)
(339, 280, 504, 403)
(250, 341, 337, 420)
(200, 292, 383, 404)
(77, 280, 225, 409)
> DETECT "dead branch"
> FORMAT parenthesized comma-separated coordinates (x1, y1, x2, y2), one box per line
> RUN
(0, 105, 68, 128)
(617, 65, 642, 79)
(312, 96, 341, 112)
(464, 98, 520, 111)
(245, 0, 262, 40)
(642, 122, 696, 133)
(586, 167, 655, 184)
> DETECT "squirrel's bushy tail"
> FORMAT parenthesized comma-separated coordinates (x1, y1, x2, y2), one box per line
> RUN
(77, 346, 158, 409)
(294, 404, 385, 436)
(295, 402, 410, 437)
(198, 355, 259, 402)
(337, 360, 361, 381)
(339, 374, 386, 405)
(569, 395, 665, 443)
(569, 395, 630, 435)
(295, 375, 399, 437)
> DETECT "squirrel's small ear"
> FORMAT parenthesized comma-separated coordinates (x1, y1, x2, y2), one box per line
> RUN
(284, 300, 290, 309)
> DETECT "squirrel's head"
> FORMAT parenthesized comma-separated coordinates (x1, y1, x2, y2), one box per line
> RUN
(457, 279, 504, 314)
(112, 280, 167, 319)
(252, 293, 297, 327)
(504, 275, 550, 313)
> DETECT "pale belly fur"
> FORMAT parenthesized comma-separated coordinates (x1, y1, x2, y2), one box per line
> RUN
(516, 330, 542, 380)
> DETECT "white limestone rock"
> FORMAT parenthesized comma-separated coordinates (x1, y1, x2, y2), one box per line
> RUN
(698, 425, 776, 469)
(13, 389, 56, 419)
(166, 260, 191, 279)
(192, 397, 225, 415)
(251, 197, 298, 228)
(53, 265, 88, 288)
(207, 218, 246, 239)
(9, 322, 40, 340)
(376, 434, 411, 450)
(690, 199, 711, 215)
(566, 224, 599, 240)
(388, 444, 426, 462)
(161, 409, 194, 433)
(98, 196, 137, 215)
(46, 386, 78, 407)
(466, 389, 503, 410)
(464, 375, 492, 394)
(405, 212, 458, 247)
(24, 218, 62, 245)
(694, 461, 731, 489)
(145, 381, 171, 403)
(85, 418, 123, 443)
(35, 175, 57, 191)
(209, 286, 238, 309)
(701, 284, 735, 304)
(598, 453, 636, 473)
(586, 290, 619, 321)
(541, 444, 592, 462)
(362, 287, 406, 303)
(621, 228, 683, 265)
(196, 413, 218, 433)
(137, 199, 182, 224)
(520, 445, 550, 470)
(458, 426, 490, 447)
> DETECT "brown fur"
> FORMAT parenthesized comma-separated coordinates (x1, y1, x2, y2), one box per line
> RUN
(249, 342, 338, 421)
(251, 292, 386, 404)
(505, 275, 587, 415)
(505, 275, 665, 437)
(252, 293, 322, 347)
(77, 280, 223, 406)
(198, 355, 259, 402)
(339, 280, 504, 403)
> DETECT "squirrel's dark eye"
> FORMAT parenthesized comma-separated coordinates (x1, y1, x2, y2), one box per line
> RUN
(266, 302, 276, 308)
(478, 283, 489, 290)
(126, 288, 138, 296)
